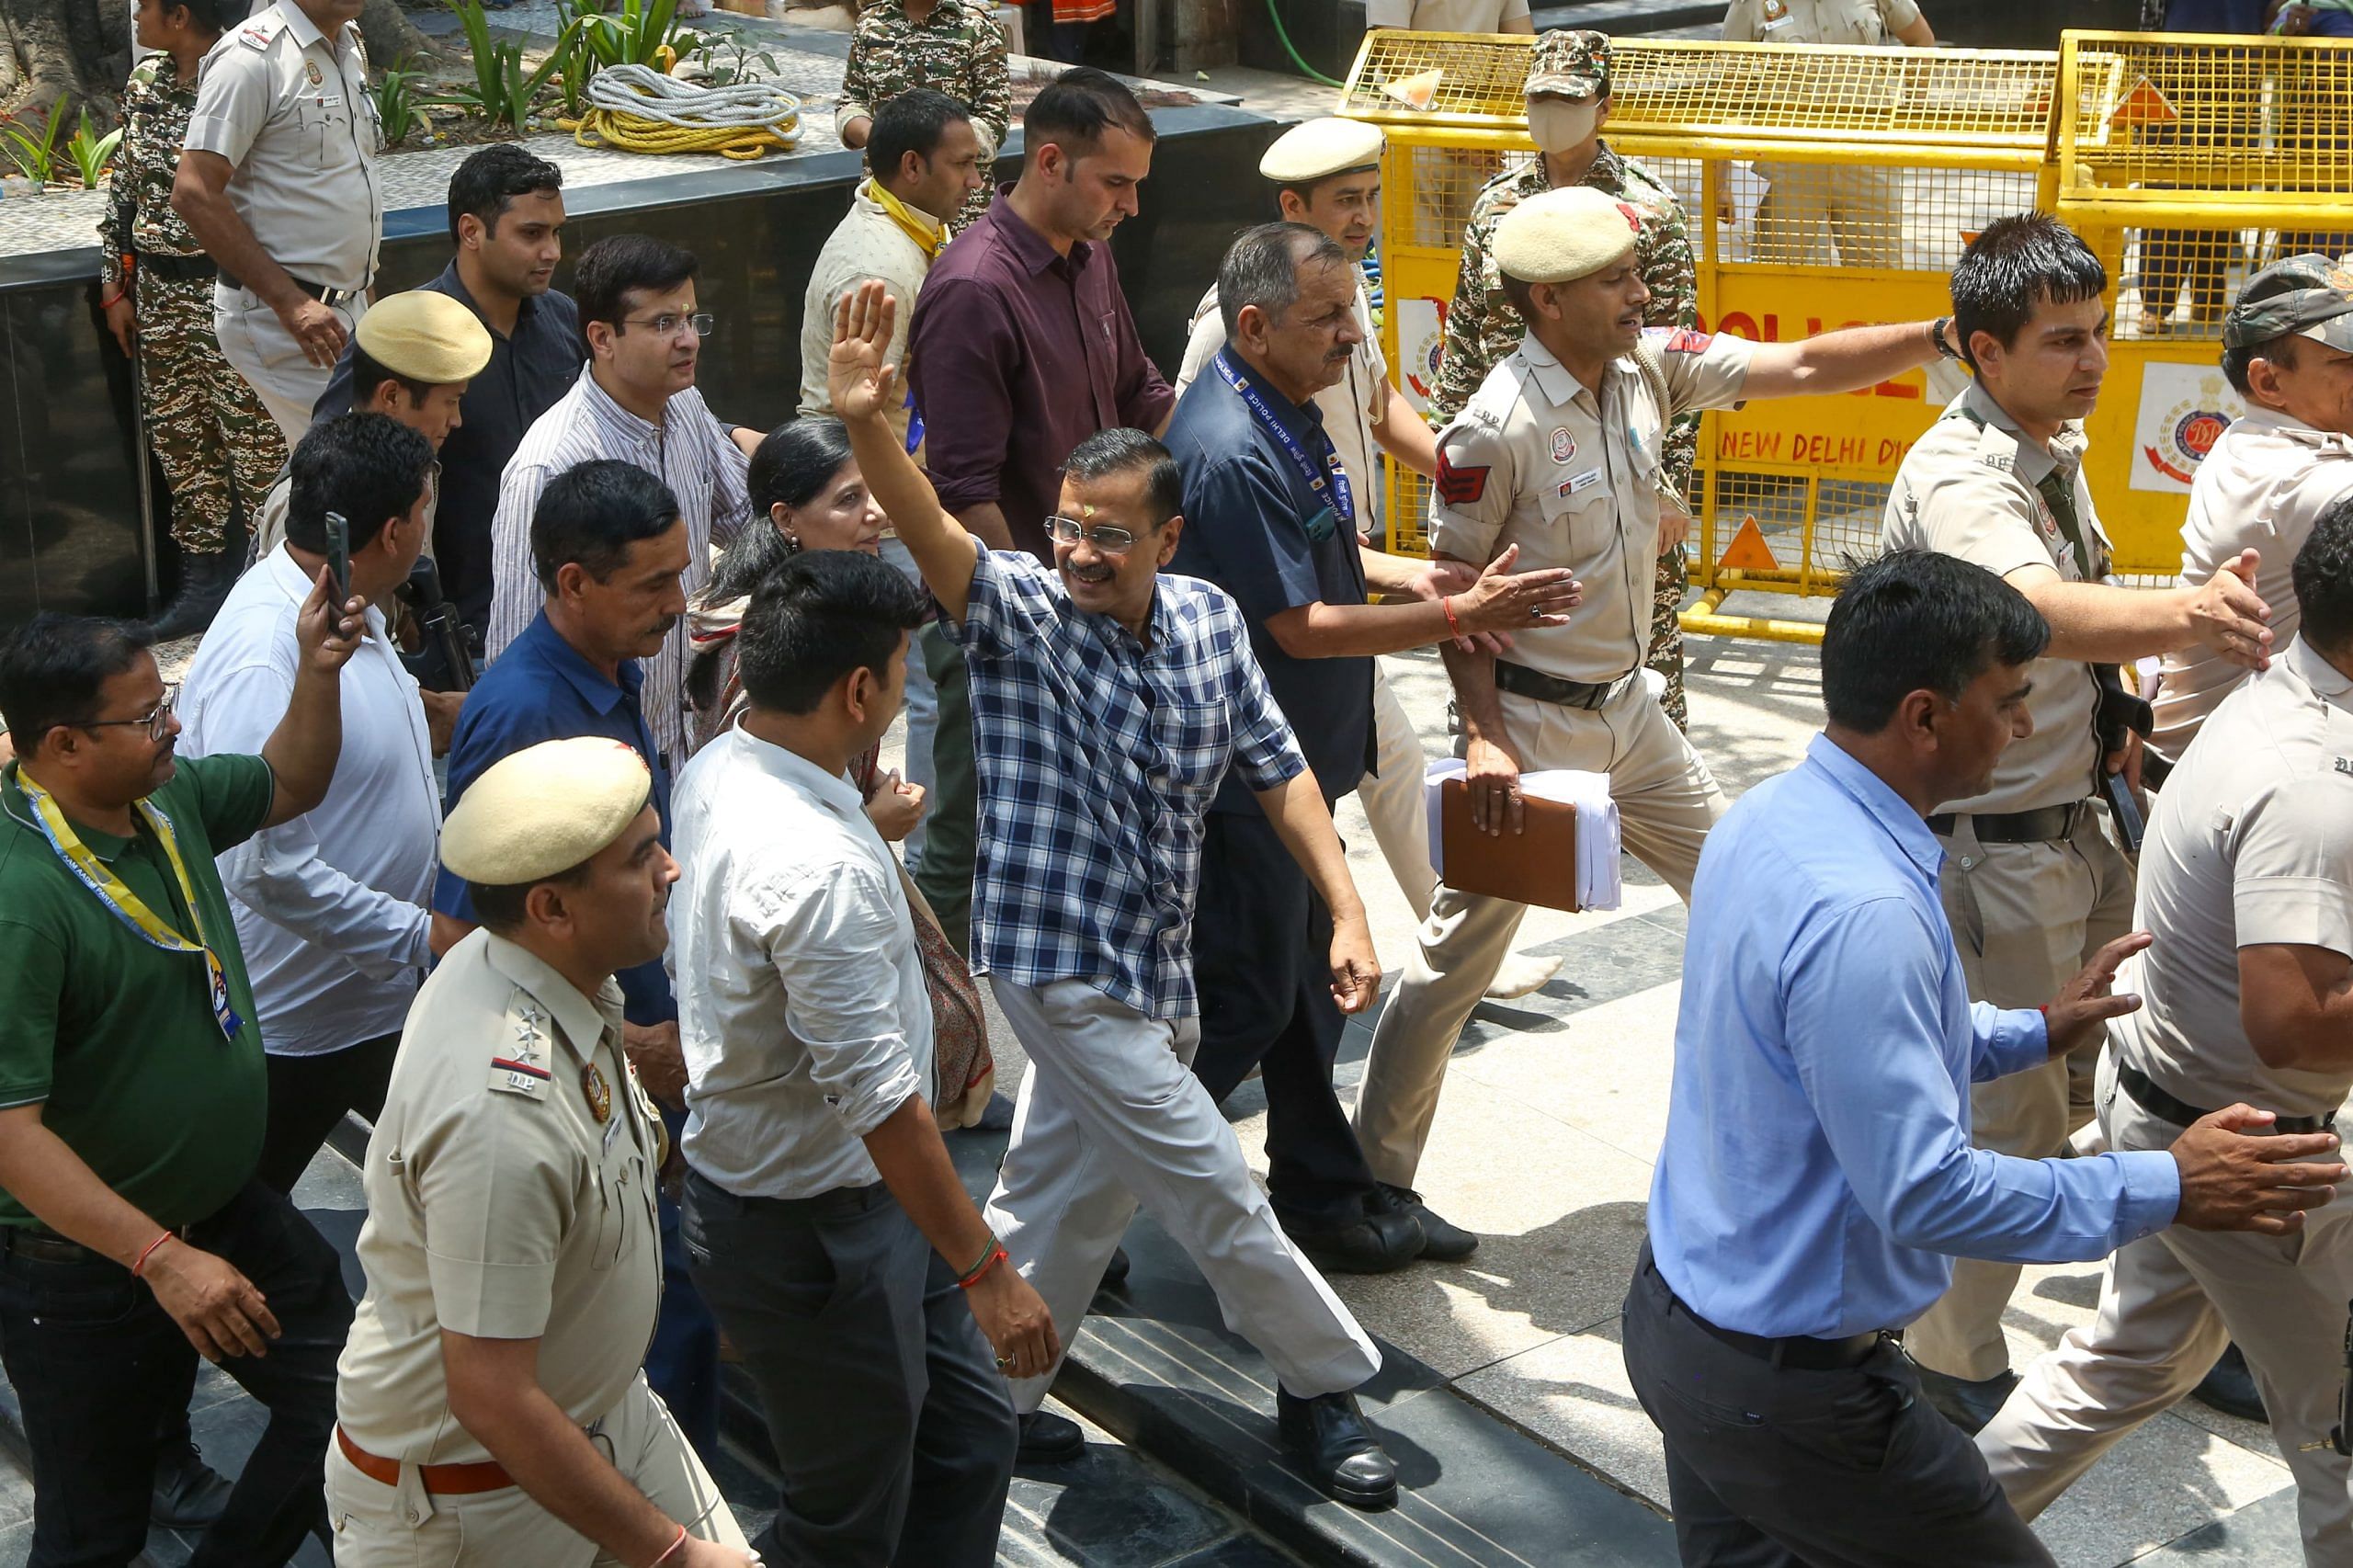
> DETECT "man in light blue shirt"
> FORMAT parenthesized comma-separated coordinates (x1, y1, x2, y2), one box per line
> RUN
(1625, 549, 2346, 1567)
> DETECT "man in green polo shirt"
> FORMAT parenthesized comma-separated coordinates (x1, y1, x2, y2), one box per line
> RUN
(0, 587, 363, 1568)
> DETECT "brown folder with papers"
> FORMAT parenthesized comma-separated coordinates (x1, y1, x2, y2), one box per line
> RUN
(1436, 778, 1581, 914)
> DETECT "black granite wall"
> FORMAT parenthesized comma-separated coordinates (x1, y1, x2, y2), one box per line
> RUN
(0, 102, 1282, 627)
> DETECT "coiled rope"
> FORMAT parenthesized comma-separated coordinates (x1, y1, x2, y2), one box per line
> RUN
(568, 62, 801, 161)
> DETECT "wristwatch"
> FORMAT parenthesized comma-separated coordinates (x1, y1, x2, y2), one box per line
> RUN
(1930, 316, 1963, 361)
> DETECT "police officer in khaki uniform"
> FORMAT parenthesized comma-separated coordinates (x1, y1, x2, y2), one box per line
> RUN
(1353, 187, 1966, 1195)
(1977, 504, 2353, 1568)
(1879, 214, 2275, 1431)
(1365, 0, 1536, 33)
(174, 0, 383, 448)
(1720, 0, 1936, 270)
(327, 738, 756, 1567)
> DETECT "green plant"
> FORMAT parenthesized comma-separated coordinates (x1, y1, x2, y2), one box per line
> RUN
(0, 103, 70, 185)
(688, 30, 778, 89)
(371, 59, 432, 146)
(568, 0, 686, 74)
(64, 108, 122, 190)
(430, 0, 581, 134)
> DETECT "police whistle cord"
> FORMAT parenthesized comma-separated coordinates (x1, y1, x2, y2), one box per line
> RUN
(566, 63, 801, 161)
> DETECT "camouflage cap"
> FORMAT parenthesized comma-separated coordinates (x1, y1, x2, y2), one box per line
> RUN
(1527, 28, 1610, 103)
(2222, 253, 2353, 352)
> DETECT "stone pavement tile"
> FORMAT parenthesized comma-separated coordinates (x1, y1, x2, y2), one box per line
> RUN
(1320, 1077, 1654, 1380)
(0, 1453, 31, 1527)
(1455, 1318, 1670, 1510)
(1448, 975, 1681, 1166)
(2131, 1486, 2306, 1564)
(2029, 1417, 2293, 1568)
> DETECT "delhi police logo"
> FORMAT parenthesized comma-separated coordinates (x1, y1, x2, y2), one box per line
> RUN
(2143, 374, 2233, 486)
(1551, 426, 1575, 462)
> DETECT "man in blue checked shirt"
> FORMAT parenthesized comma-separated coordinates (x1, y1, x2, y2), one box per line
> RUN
(1624, 550, 2347, 1567)
(828, 281, 1402, 1509)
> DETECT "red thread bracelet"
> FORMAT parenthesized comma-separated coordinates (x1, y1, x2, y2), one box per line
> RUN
(131, 1231, 173, 1278)
(958, 1244, 1008, 1291)
(647, 1523, 688, 1567)
(1440, 595, 1462, 640)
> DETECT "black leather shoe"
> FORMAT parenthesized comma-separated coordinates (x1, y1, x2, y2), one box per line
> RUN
(1099, 1244, 1131, 1291)
(1914, 1365, 2019, 1436)
(147, 547, 238, 643)
(152, 1440, 233, 1528)
(2190, 1343, 2268, 1423)
(1017, 1409, 1086, 1465)
(1279, 1205, 1423, 1275)
(1277, 1389, 1397, 1509)
(1374, 1183, 1479, 1262)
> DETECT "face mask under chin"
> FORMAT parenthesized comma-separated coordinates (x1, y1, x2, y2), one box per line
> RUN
(1527, 98, 1599, 157)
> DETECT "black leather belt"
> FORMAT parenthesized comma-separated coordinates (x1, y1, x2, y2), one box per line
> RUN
(1926, 800, 2088, 845)
(0, 1228, 97, 1265)
(216, 269, 364, 308)
(1495, 660, 1634, 712)
(2118, 1061, 2336, 1137)
(134, 250, 216, 283)
(1668, 1287, 1893, 1370)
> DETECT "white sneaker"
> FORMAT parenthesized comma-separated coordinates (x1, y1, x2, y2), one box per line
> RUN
(1484, 952, 1561, 1000)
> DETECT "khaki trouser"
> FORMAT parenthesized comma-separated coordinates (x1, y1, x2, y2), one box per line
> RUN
(1752, 162, 1904, 271)
(1977, 1049, 2353, 1565)
(325, 1374, 747, 1564)
(215, 282, 368, 449)
(1352, 678, 1726, 1187)
(1904, 809, 2136, 1382)
(1358, 663, 1440, 922)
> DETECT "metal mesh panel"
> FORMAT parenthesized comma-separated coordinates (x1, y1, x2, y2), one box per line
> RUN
(1812, 479, 1893, 572)
(1389, 469, 1433, 557)
(1341, 33, 2058, 147)
(1645, 153, 2041, 273)
(1401, 144, 1526, 250)
(2060, 32, 2353, 200)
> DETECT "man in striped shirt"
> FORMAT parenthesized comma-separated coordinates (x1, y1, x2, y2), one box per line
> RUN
(485, 235, 758, 766)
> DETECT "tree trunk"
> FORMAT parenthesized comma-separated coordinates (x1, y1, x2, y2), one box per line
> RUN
(0, 0, 130, 124)
(359, 0, 436, 69)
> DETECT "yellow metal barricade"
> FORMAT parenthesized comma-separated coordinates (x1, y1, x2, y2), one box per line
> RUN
(1344, 31, 2059, 644)
(2053, 30, 2353, 577)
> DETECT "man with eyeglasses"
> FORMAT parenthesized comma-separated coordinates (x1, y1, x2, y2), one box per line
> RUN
(0, 595, 366, 1565)
(485, 233, 760, 772)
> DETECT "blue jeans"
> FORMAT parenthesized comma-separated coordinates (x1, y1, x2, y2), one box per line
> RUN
(647, 1104, 722, 1460)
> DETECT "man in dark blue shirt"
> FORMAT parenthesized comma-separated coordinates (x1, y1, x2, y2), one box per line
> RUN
(318, 145, 582, 637)
(428, 458, 722, 1459)
(1164, 222, 1579, 1273)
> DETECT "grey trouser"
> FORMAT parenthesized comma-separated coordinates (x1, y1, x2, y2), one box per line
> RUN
(682, 1170, 1016, 1567)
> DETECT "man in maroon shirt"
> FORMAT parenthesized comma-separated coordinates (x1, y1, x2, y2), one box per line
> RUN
(906, 66, 1175, 956)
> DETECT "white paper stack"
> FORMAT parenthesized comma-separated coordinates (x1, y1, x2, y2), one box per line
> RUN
(1422, 759, 1622, 912)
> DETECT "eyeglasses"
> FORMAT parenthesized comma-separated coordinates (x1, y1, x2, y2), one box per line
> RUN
(1045, 514, 1144, 554)
(79, 684, 178, 742)
(620, 312, 714, 340)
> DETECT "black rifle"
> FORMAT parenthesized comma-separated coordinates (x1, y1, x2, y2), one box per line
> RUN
(397, 559, 476, 691)
(2094, 665, 2152, 853)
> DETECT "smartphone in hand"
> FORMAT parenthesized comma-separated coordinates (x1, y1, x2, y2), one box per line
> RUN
(324, 510, 349, 610)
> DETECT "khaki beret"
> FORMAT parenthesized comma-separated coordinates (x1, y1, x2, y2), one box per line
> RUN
(1259, 118, 1384, 185)
(355, 290, 494, 387)
(1494, 186, 1643, 285)
(442, 737, 653, 886)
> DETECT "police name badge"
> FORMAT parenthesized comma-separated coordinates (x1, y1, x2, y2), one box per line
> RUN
(1550, 426, 1576, 463)
(1558, 468, 1603, 498)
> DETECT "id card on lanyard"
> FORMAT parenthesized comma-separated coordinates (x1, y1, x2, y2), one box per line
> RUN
(1211, 352, 1355, 531)
(15, 772, 244, 1041)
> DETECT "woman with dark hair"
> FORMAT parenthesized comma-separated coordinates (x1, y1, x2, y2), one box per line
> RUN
(688, 416, 892, 758)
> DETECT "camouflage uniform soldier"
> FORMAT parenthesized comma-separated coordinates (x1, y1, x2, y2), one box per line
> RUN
(100, 32, 288, 642)
(1432, 31, 1700, 728)
(837, 0, 1012, 233)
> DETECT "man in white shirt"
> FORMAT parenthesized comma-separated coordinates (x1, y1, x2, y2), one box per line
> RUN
(181, 411, 440, 1192)
(1365, 0, 1533, 32)
(486, 235, 758, 767)
(2152, 254, 2353, 763)
(669, 549, 1053, 1565)
(798, 86, 985, 866)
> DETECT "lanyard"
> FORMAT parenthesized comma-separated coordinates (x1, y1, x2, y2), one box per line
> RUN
(1211, 352, 1354, 531)
(14, 771, 243, 1042)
